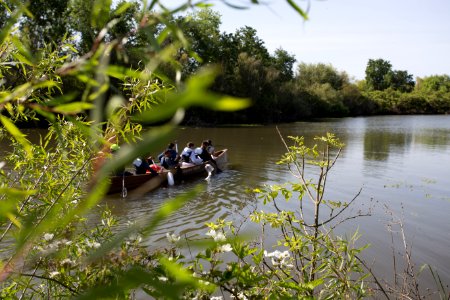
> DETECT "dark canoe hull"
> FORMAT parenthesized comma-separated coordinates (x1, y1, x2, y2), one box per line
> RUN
(178, 149, 228, 178)
(107, 172, 167, 195)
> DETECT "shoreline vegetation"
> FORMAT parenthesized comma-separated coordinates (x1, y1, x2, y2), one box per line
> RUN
(1, 1, 448, 298)
(1, 5, 450, 128)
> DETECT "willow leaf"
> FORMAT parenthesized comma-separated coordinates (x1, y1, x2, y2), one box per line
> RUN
(53, 102, 94, 114)
(0, 115, 33, 158)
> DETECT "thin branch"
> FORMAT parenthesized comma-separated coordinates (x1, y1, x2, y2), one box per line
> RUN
(17, 272, 79, 295)
(355, 255, 391, 300)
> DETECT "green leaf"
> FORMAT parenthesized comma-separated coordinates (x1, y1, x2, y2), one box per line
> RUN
(133, 67, 250, 124)
(11, 36, 36, 66)
(0, 116, 33, 158)
(0, 187, 35, 226)
(53, 102, 94, 114)
(286, 0, 309, 20)
(92, 0, 112, 29)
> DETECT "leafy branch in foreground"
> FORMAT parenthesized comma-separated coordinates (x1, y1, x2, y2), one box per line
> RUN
(153, 133, 373, 299)
(0, 0, 252, 297)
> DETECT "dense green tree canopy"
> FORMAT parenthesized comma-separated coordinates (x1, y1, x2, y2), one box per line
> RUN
(365, 58, 415, 93)
(416, 74, 450, 93)
(385, 69, 415, 92)
(365, 58, 393, 91)
(296, 63, 349, 90)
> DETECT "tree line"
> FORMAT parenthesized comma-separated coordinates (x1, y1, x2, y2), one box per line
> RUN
(1, 1, 450, 126)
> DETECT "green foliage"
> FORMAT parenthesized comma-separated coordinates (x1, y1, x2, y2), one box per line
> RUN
(365, 58, 415, 93)
(0, 0, 252, 297)
(176, 134, 370, 299)
(18, 0, 72, 50)
(365, 58, 393, 91)
(416, 74, 450, 93)
(1, 0, 448, 298)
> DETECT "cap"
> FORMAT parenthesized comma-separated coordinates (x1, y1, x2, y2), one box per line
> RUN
(133, 158, 142, 167)
(110, 144, 120, 152)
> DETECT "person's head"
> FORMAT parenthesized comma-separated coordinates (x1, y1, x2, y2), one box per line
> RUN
(201, 140, 209, 148)
(187, 142, 194, 149)
(168, 142, 175, 149)
(207, 139, 212, 145)
(110, 143, 120, 152)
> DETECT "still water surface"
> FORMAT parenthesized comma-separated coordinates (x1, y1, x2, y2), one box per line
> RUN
(104, 115, 450, 290)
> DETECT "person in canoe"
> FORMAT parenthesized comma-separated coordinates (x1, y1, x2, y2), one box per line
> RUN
(180, 142, 194, 163)
(157, 142, 179, 163)
(160, 149, 180, 169)
(180, 142, 203, 166)
(198, 140, 222, 173)
(133, 156, 158, 175)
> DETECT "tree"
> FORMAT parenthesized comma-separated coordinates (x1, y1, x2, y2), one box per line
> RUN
(365, 58, 392, 91)
(416, 74, 450, 93)
(272, 48, 296, 82)
(296, 62, 348, 90)
(19, 0, 72, 50)
(385, 70, 415, 92)
(233, 26, 270, 62)
(174, 8, 222, 75)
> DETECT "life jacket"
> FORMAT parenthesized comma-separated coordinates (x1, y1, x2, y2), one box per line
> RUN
(191, 148, 204, 165)
(180, 147, 193, 163)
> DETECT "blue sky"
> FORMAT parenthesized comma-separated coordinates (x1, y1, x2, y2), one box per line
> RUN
(212, 0, 450, 81)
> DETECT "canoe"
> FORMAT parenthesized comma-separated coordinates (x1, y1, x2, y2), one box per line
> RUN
(107, 149, 227, 195)
(107, 171, 168, 196)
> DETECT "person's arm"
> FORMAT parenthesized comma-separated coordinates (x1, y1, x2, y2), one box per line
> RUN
(190, 152, 203, 165)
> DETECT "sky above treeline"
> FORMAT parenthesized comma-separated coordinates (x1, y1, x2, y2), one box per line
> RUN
(212, 0, 450, 81)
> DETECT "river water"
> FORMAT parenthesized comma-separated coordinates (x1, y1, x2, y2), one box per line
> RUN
(101, 114, 450, 292)
(3, 115, 448, 292)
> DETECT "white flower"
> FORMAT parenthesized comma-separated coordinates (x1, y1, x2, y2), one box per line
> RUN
(130, 234, 142, 243)
(60, 258, 76, 267)
(231, 292, 248, 300)
(264, 250, 292, 267)
(158, 276, 168, 282)
(206, 229, 226, 242)
(43, 233, 54, 241)
(48, 242, 59, 250)
(199, 279, 210, 286)
(166, 232, 180, 243)
(49, 271, 60, 278)
(86, 240, 101, 248)
(218, 243, 233, 253)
